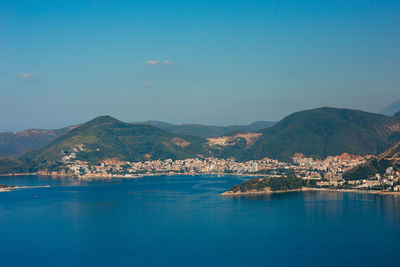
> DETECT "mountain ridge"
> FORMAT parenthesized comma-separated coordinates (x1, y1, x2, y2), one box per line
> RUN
(208, 107, 400, 161)
(249, 107, 400, 160)
(139, 120, 275, 138)
(0, 125, 77, 157)
(23, 115, 211, 172)
(2, 107, 400, 174)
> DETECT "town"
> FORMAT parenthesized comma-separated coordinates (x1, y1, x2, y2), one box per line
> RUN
(39, 147, 400, 192)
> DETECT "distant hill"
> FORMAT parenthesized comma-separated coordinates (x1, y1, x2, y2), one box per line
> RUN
(248, 107, 400, 161)
(380, 99, 400, 116)
(18, 116, 211, 172)
(139, 120, 275, 138)
(0, 126, 76, 157)
(0, 120, 274, 157)
(207, 107, 400, 161)
(343, 142, 400, 180)
(394, 110, 400, 120)
(2, 107, 400, 174)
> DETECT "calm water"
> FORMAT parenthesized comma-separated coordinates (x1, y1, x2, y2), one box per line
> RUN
(1, 175, 400, 266)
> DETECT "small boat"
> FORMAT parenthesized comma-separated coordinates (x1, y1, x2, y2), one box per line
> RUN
(34, 196, 38, 199)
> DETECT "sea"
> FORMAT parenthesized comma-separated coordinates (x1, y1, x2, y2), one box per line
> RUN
(0, 175, 399, 266)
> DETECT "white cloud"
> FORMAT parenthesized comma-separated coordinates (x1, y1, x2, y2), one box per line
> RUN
(146, 60, 160, 65)
(139, 82, 151, 88)
(146, 59, 173, 66)
(19, 73, 36, 78)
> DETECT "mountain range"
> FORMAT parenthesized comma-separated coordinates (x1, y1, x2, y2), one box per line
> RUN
(0, 126, 76, 157)
(1, 106, 400, 174)
(0, 120, 275, 158)
(22, 116, 212, 173)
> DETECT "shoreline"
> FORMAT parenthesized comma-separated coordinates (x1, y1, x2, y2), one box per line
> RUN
(220, 187, 400, 196)
(0, 185, 51, 192)
(1, 172, 269, 179)
(0, 173, 37, 177)
(3, 173, 400, 196)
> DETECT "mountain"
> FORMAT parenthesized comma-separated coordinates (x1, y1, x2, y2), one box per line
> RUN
(394, 110, 400, 120)
(250, 107, 400, 160)
(2, 107, 400, 174)
(343, 142, 400, 180)
(0, 126, 76, 157)
(0, 120, 275, 157)
(210, 107, 400, 161)
(140, 120, 275, 138)
(19, 116, 211, 172)
(380, 99, 400, 116)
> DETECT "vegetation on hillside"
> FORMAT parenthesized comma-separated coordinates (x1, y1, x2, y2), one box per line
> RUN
(16, 116, 212, 172)
(1, 107, 400, 174)
(344, 142, 400, 180)
(229, 175, 305, 193)
(0, 126, 74, 157)
(0, 157, 29, 174)
(143, 120, 275, 138)
(248, 107, 400, 161)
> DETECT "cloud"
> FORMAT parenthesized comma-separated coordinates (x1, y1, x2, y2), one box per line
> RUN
(139, 82, 151, 88)
(146, 59, 173, 66)
(146, 60, 160, 65)
(19, 73, 36, 78)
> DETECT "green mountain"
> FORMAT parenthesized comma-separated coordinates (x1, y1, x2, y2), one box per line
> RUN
(250, 107, 400, 160)
(343, 142, 400, 180)
(0, 126, 75, 157)
(141, 120, 275, 138)
(2, 107, 400, 175)
(211, 107, 400, 161)
(21, 116, 211, 172)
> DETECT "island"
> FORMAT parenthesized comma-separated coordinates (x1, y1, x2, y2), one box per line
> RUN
(221, 176, 306, 195)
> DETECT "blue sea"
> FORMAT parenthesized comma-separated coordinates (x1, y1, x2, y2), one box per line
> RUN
(1, 175, 399, 266)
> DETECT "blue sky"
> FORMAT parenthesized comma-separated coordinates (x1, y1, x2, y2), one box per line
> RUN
(1, 0, 399, 131)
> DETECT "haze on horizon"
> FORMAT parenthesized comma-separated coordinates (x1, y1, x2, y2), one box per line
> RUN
(1, 0, 399, 131)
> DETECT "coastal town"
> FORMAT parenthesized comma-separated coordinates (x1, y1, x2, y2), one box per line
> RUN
(34, 148, 400, 192)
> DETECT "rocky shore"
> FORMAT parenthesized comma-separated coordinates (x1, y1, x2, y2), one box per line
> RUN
(220, 187, 400, 196)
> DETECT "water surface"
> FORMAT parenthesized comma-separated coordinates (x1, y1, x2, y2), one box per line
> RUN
(1, 175, 399, 266)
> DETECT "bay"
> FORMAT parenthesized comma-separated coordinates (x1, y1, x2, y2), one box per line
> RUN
(0, 175, 399, 266)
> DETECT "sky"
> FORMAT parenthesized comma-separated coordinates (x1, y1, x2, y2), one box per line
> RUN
(1, 0, 400, 131)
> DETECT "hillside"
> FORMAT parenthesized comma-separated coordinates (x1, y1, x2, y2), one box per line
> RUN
(140, 120, 275, 138)
(343, 142, 400, 180)
(249, 107, 400, 160)
(2, 107, 400, 174)
(207, 107, 400, 161)
(22, 116, 211, 172)
(0, 126, 75, 157)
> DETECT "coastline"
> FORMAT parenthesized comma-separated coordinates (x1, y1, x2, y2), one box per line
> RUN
(0, 173, 37, 177)
(0, 185, 51, 192)
(1, 171, 268, 179)
(3, 173, 400, 196)
(220, 187, 400, 196)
